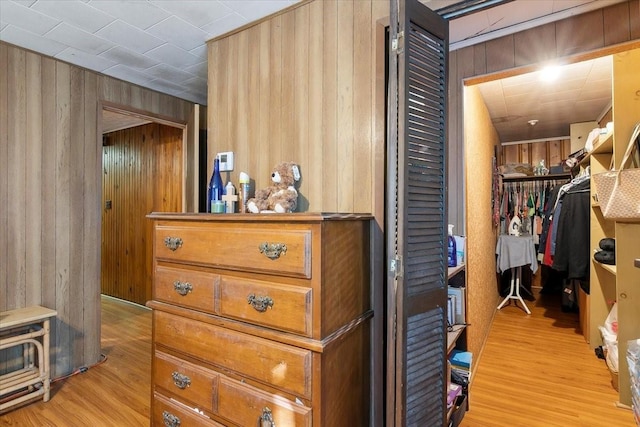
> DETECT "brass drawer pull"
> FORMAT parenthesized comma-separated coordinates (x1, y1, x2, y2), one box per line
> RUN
(247, 294, 274, 312)
(259, 407, 275, 426)
(171, 371, 191, 389)
(162, 411, 181, 427)
(164, 236, 183, 251)
(173, 281, 192, 296)
(259, 242, 287, 260)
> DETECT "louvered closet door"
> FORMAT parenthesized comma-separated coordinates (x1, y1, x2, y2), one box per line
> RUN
(387, 0, 449, 425)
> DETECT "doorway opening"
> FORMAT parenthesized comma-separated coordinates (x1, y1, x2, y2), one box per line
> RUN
(100, 105, 186, 306)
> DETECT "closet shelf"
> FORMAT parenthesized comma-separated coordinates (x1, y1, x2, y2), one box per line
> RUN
(580, 131, 614, 166)
(447, 324, 466, 353)
(448, 264, 465, 280)
(594, 261, 617, 276)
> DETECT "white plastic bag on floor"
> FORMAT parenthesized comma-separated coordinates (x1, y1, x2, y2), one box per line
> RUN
(605, 302, 618, 335)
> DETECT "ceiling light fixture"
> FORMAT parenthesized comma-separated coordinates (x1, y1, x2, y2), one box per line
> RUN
(539, 65, 561, 82)
(528, 119, 539, 126)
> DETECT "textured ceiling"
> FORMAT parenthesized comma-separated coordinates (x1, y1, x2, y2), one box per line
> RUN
(0, 0, 625, 140)
(477, 55, 612, 143)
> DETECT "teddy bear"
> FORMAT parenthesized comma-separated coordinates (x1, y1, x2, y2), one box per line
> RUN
(247, 162, 301, 213)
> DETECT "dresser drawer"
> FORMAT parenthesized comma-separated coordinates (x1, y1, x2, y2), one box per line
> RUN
(217, 276, 312, 336)
(154, 351, 218, 412)
(153, 393, 224, 427)
(154, 310, 312, 398)
(217, 376, 311, 427)
(154, 265, 217, 313)
(154, 222, 312, 278)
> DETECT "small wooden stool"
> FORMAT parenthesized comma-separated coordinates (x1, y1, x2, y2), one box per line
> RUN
(0, 305, 57, 412)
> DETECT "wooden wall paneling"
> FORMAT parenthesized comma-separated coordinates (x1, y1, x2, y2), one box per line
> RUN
(530, 142, 548, 167)
(280, 11, 296, 175)
(267, 16, 283, 174)
(0, 42, 7, 312)
(236, 29, 250, 179)
(308, 1, 324, 213)
(353, 0, 373, 213)
(457, 46, 475, 79)
(604, 1, 632, 46)
(502, 144, 519, 164)
(555, 10, 604, 57)
(631, 0, 640, 40)
(7, 46, 26, 311)
(1, 41, 196, 379)
(473, 43, 487, 76)
(258, 21, 271, 198)
(55, 60, 72, 376)
(322, 0, 338, 211)
(520, 142, 531, 165)
(485, 35, 515, 74)
(295, 5, 310, 210)
(69, 66, 86, 369)
(447, 51, 461, 232)
(514, 23, 556, 67)
(337, 0, 355, 213)
(41, 56, 57, 317)
(25, 51, 42, 308)
(102, 123, 182, 305)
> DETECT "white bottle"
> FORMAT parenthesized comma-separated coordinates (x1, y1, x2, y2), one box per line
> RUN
(224, 181, 235, 213)
(239, 172, 250, 213)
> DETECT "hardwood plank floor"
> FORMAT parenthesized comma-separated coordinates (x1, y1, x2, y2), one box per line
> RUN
(2, 292, 635, 426)
(1, 296, 152, 426)
(461, 289, 635, 427)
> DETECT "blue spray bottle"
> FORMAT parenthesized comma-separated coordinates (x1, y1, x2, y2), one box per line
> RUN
(447, 224, 457, 267)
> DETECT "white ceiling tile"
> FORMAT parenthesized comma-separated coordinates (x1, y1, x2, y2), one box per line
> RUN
(222, 0, 292, 22)
(55, 46, 117, 71)
(0, 1, 60, 35)
(184, 61, 208, 79)
(31, 0, 115, 33)
(201, 12, 246, 38)
(88, 0, 170, 30)
(152, 0, 232, 28)
(45, 22, 114, 54)
(145, 63, 196, 83)
(0, 24, 67, 56)
(103, 64, 153, 86)
(0, 21, 7, 32)
(183, 76, 207, 93)
(189, 44, 208, 61)
(96, 20, 165, 54)
(145, 43, 202, 68)
(447, 11, 490, 42)
(12, 0, 37, 6)
(148, 77, 187, 93)
(99, 46, 159, 70)
(146, 16, 210, 51)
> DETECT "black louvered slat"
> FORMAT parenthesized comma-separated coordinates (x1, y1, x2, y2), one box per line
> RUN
(405, 308, 446, 425)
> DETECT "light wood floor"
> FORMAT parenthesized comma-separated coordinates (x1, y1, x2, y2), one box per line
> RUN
(1, 296, 152, 426)
(1, 292, 635, 426)
(461, 289, 635, 427)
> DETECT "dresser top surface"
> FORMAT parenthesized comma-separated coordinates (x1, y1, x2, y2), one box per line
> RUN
(147, 212, 373, 223)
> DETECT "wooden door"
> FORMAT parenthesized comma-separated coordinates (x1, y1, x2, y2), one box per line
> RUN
(387, 0, 449, 425)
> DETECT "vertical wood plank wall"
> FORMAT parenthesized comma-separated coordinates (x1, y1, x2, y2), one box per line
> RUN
(450, 0, 640, 362)
(207, 0, 389, 215)
(101, 124, 183, 306)
(0, 41, 196, 378)
(501, 139, 571, 168)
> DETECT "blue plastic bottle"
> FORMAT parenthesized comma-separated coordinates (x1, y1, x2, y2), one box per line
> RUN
(447, 224, 457, 267)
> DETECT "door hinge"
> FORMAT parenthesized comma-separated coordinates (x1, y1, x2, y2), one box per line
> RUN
(392, 31, 404, 54)
(390, 255, 403, 279)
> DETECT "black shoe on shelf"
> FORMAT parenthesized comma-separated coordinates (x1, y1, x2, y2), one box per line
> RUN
(594, 250, 615, 265)
(599, 238, 615, 251)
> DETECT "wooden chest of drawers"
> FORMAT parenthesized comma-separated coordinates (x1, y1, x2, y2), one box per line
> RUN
(147, 213, 372, 426)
